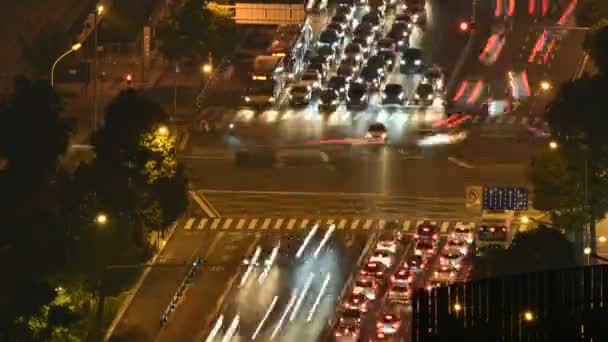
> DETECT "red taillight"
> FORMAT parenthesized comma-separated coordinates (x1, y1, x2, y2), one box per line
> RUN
(393, 322, 400, 328)
(336, 332, 342, 336)
(391, 276, 395, 282)
(376, 322, 384, 328)
(433, 233, 439, 239)
(385, 315, 393, 320)
(376, 271, 383, 276)
(414, 234, 419, 239)
(377, 332, 385, 338)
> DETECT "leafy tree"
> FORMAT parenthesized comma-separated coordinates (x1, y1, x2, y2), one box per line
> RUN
(19, 23, 76, 77)
(584, 19, 608, 75)
(156, 0, 239, 63)
(577, 0, 608, 28)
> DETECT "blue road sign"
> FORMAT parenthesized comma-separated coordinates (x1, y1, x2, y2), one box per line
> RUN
(482, 187, 529, 211)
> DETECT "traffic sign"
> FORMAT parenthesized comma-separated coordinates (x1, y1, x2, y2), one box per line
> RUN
(466, 185, 482, 209)
(482, 187, 529, 211)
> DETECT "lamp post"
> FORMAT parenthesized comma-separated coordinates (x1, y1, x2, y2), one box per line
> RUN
(51, 43, 82, 88)
(93, 4, 104, 132)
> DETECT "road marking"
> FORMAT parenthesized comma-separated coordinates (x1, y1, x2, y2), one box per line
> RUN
(495, 115, 506, 124)
(248, 218, 258, 230)
(235, 218, 245, 230)
(184, 218, 195, 230)
(198, 191, 222, 218)
(261, 218, 271, 230)
(379, 219, 386, 229)
(326, 218, 334, 226)
(299, 218, 309, 229)
(222, 218, 233, 230)
(179, 130, 190, 151)
(403, 220, 411, 231)
(440, 221, 450, 232)
(286, 218, 296, 230)
(507, 116, 516, 125)
(521, 116, 528, 125)
(197, 218, 208, 230)
(337, 219, 347, 229)
(189, 191, 217, 218)
(351, 219, 360, 230)
(274, 218, 284, 230)
(447, 157, 475, 169)
(209, 219, 221, 230)
(362, 219, 373, 230)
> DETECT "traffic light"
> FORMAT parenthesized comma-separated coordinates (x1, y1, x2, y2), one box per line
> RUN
(459, 21, 470, 32)
(125, 73, 134, 87)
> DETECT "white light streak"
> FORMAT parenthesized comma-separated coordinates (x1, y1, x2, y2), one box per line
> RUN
(220, 314, 239, 342)
(306, 273, 331, 322)
(271, 291, 298, 340)
(314, 225, 335, 258)
(289, 272, 315, 321)
(204, 315, 223, 342)
(259, 241, 280, 284)
(296, 224, 319, 259)
(252, 296, 279, 340)
(240, 246, 261, 288)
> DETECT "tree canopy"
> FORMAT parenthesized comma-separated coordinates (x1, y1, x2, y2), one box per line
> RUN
(584, 19, 608, 75)
(156, 0, 239, 63)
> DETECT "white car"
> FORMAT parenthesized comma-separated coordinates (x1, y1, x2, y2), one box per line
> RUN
(369, 249, 395, 268)
(433, 265, 457, 283)
(376, 239, 398, 254)
(446, 238, 469, 256)
(300, 70, 322, 89)
(439, 249, 464, 269)
(387, 282, 411, 304)
(452, 222, 475, 244)
(353, 277, 379, 300)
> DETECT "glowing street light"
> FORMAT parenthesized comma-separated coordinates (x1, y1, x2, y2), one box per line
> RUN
(157, 125, 169, 136)
(453, 303, 462, 312)
(549, 141, 558, 150)
(540, 81, 551, 91)
(521, 216, 530, 224)
(95, 213, 108, 225)
(50, 43, 82, 88)
(97, 4, 104, 14)
(599, 236, 607, 243)
(202, 64, 212, 74)
(584, 247, 591, 255)
(523, 311, 534, 322)
(459, 21, 470, 32)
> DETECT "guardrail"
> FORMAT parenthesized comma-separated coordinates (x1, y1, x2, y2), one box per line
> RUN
(160, 256, 202, 325)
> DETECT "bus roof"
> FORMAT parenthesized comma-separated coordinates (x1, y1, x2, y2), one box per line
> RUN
(253, 56, 284, 74)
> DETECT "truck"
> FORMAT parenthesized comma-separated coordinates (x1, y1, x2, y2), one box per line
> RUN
(242, 56, 288, 109)
(475, 210, 515, 255)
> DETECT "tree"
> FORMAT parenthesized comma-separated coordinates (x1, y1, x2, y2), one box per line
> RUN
(584, 19, 608, 75)
(156, 0, 239, 64)
(19, 23, 76, 77)
(577, 0, 608, 28)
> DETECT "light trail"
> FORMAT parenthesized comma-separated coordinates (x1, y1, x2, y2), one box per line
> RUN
(306, 273, 331, 322)
(296, 224, 319, 259)
(259, 241, 280, 284)
(220, 314, 239, 342)
(204, 315, 223, 342)
(270, 291, 298, 340)
(252, 296, 279, 340)
(240, 245, 261, 288)
(289, 272, 315, 321)
(313, 225, 335, 258)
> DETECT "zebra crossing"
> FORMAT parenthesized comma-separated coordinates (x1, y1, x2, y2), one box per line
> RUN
(181, 216, 476, 234)
(473, 114, 547, 128)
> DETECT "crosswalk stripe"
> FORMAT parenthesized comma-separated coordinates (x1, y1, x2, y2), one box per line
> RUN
(286, 218, 296, 230)
(532, 117, 540, 125)
(236, 218, 245, 230)
(248, 218, 258, 230)
(326, 218, 335, 226)
(197, 218, 208, 230)
(440, 221, 450, 232)
(337, 219, 347, 229)
(222, 218, 233, 230)
(415, 220, 423, 227)
(402, 220, 411, 231)
(210, 219, 221, 230)
(362, 219, 373, 230)
(184, 218, 195, 230)
(507, 116, 516, 125)
(300, 219, 309, 229)
(274, 218, 284, 230)
(379, 219, 386, 229)
(520, 116, 528, 125)
(351, 218, 360, 230)
(261, 218, 271, 230)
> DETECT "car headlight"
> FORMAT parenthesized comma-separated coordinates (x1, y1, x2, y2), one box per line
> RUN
(381, 133, 387, 139)
(398, 40, 404, 46)
(268, 97, 275, 103)
(415, 59, 421, 66)
(400, 60, 405, 65)
(365, 132, 372, 138)
(415, 93, 420, 99)
(427, 94, 433, 100)
(382, 94, 387, 99)
(313, 81, 320, 87)
(244, 96, 251, 102)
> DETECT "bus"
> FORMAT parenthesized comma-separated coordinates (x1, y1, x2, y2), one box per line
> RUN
(242, 56, 288, 109)
(270, 22, 313, 80)
(475, 210, 515, 255)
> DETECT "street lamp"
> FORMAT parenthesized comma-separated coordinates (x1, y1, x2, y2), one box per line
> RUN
(540, 81, 551, 91)
(93, 3, 105, 132)
(201, 64, 212, 74)
(50, 43, 82, 88)
(95, 213, 108, 225)
(523, 311, 534, 322)
(157, 125, 169, 136)
(453, 303, 462, 312)
(584, 247, 591, 255)
(549, 141, 558, 150)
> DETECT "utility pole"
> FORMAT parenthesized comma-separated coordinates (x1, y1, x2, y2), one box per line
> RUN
(93, 5, 104, 132)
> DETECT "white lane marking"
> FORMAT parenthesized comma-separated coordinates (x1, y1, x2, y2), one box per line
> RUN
(447, 157, 475, 169)
(362, 219, 373, 230)
(210, 219, 221, 230)
(297, 224, 319, 259)
(189, 191, 217, 218)
(222, 218, 233, 230)
(236, 218, 245, 230)
(248, 218, 258, 230)
(204, 315, 223, 342)
(220, 314, 239, 342)
(520, 116, 528, 125)
(240, 246, 261, 288)
(197, 218, 208, 230)
(184, 218, 195, 230)
(402, 220, 411, 231)
(252, 296, 279, 340)
(259, 241, 280, 284)
(337, 219, 347, 229)
(440, 221, 450, 232)
(286, 218, 296, 230)
(306, 273, 331, 322)
(273, 218, 284, 230)
(271, 291, 298, 340)
(314, 225, 335, 258)
(290, 272, 315, 321)
(326, 218, 334, 226)
(299, 218, 309, 229)
(351, 219, 360, 230)
(379, 219, 386, 229)
(261, 218, 271, 230)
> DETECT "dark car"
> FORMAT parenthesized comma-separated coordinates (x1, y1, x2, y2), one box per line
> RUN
(335, 5, 355, 21)
(327, 76, 349, 98)
(289, 83, 313, 107)
(424, 66, 445, 93)
(415, 221, 439, 241)
(319, 88, 340, 112)
(360, 64, 384, 89)
(414, 83, 435, 105)
(347, 82, 369, 110)
(337, 64, 356, 81)
(317, 45, 338, 65)
(377, 50, 397, 71)
(367, 54, 390, 73)
(327, 22, 346, 39)
(307, 61, 328, 81)
(331, 13, 351, 31)
(377, 38, 396, 53)
(360, 260, 387, 281)
(369, 0, 387, 13)
(341, 55, 362, 73)
(382, 83, 405, 105)
(361, 12, 383, 32)
(310, 55, 330, 71)
(394, 13, 413, 28)
(405, 5, 426, 24)
(400, 48, 424, 74)
(343, 42, 364, 62)
(352, 36, 372, 58)
(319, 28, 341, 47)
(367, 122, 388, 142)
(404, 254, 427, 272)
(387, 23, 410, 49)
(354, 22, 377, 43)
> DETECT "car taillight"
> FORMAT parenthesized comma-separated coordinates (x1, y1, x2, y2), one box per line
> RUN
(376, 322, 384, 328)
(376, 271, 383, 276)
(393, 322, 400, 328)
(377, 332, 385, 338)
(433, 233, 439, 239)
(414, 234, 419, 239)
(336, 332, 342, 336)
(391, 276, 395, 282)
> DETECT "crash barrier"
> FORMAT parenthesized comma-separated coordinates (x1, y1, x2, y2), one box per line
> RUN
(160, 256, 202, 325)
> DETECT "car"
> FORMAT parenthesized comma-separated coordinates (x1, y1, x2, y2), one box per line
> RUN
(382, 83, 405, 105)
(353, 277, 380, 300)
(343, 42, 364, 62)
(426, 279, 445, 292)
(335, 5, 355, 22)
(387, 24, 410, 49)
(360, 260, 387, 281)
(354, 22, 377, 40)
(319, 88, 340, 112)
(390, 268, 414, 284)
(289, 83, 312, 106)
(338, 307, 362, 326)
(369, 249, 395, 268)
(387, 282, 411, 304)
(346, 82, 369, 110)
(319, 28, 342, 48)
(376, 230, 398, 253)
(433, 265, 457, 283)
(383, 220, 404, 241)
(367, 54, 390, 73)
(327, 76, 349, 98)
(337, 64, 357, 81)
(446, 238, 469, 256)
(361, 12, 384, 32)
(352, 37, 372, 58)
(310, 55, 330, 72)
(300, 70, 322, 90)
(369, 0, 387, 14)
(377, 38, 396, 53)
(317, 46, 338, 66)
(307, 62, 328, 82)
(423, 66, 445, 93)
(337, 0, 356, 9)
(452, 222, 475, 244)
(340, 55, 362, 74)
(376, 306, 401, 335)
(377, 50, 397, 70)
(335, 320, 360, 340)
(366, 122, 387, 141)
(331, 13, 351, 32)
(404, 255, 427, 272)
(393, 14, 413, 29)
(414, 239, 436, 256)
(343, 290, 369, 312)
(415, 221, 439, 241)
(327, 22, 346, 40)
(404, 1, 426, 24)
(359, 65, 384, 89)
(439, 249, 464, 269)
(414, 83, 435, 105)
(400, 48, 424, 74)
